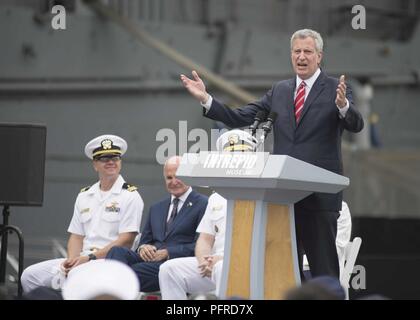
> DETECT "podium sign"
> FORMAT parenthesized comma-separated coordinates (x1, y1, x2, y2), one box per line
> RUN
(191, 151, 269, 177)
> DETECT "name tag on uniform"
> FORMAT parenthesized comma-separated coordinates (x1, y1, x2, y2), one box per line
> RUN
(105, 202, 121, 213)
(80, 208, 90, 214)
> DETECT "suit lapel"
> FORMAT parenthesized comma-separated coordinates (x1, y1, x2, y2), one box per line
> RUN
(296, 72, 326, 128)
(164, 191, 196, 239)
(160, 198, 171, 238)
(287, 79, 297, 131)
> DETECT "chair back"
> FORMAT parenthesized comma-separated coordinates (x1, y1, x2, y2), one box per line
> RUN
(340, 237, 362, 299)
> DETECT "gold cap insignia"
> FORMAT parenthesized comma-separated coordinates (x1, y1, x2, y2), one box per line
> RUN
(101, 139, 113, 150)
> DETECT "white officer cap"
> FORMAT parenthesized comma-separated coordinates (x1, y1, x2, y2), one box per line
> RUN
(62, 260, 139, 300)
(84, 134, 127, 160)
(216, 129, 257, 152)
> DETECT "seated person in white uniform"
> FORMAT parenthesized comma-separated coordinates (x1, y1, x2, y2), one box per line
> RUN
(21, 134, 144, 293)
(159, 129, 255, 300)
(159, 192, 226, 300)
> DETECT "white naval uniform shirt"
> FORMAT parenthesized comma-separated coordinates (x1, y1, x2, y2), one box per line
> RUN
(67, 175, 144, 255)
(196, 192, 227, 256)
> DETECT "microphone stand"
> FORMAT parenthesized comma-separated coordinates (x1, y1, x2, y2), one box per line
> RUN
(253, 133, 266, 152)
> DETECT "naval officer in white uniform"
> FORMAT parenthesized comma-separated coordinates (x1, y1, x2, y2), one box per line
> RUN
(21, 134, 144, 294)
(159, 192, 226, 299)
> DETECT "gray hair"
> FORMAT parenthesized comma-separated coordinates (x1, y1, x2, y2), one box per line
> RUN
(164, 155, 181, 169)
(290, 29, 324, 53)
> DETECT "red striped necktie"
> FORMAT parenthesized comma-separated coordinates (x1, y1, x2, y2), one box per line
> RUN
(294, 81, 306, 123)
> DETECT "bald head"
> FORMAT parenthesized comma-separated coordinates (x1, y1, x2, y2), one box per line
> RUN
(164, 156, 189, 197)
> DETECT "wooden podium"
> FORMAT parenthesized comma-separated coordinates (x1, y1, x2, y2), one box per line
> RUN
(177, 152, 349, 299)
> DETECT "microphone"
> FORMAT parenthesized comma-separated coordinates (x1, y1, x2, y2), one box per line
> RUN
(249, 111, 267, 136)
(262, 112, 278, 139)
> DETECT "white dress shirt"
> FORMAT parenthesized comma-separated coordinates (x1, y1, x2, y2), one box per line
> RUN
(166, 187, 193, 222)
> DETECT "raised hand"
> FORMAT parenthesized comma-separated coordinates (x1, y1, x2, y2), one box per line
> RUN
(180, 70, 209, 104)
(335, 75, 347, 108)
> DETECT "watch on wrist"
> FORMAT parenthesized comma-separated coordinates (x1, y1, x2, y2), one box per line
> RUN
(88, 253, 97, 261)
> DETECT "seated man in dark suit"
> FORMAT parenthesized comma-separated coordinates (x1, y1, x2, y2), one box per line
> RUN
(106, 155, 208, 292)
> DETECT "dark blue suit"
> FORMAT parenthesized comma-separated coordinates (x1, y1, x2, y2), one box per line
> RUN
(205, 71, 363, 278)
(106, 190, 208, 292)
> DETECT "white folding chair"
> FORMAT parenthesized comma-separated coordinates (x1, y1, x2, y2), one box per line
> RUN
(339, 237, 362, 300)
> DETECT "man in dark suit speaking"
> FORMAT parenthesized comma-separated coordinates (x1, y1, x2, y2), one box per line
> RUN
(180, 29, 363, 279)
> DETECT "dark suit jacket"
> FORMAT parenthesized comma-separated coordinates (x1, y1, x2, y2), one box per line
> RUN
(205, 72, 364, 212)
(139, 190, 208, 259)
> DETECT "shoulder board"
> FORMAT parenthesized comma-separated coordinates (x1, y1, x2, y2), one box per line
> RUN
(80, 186, 91, 193)
(122, 183, 138, 192)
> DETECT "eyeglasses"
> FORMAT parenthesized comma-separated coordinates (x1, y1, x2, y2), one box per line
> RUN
(95, 156, 121, 163)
